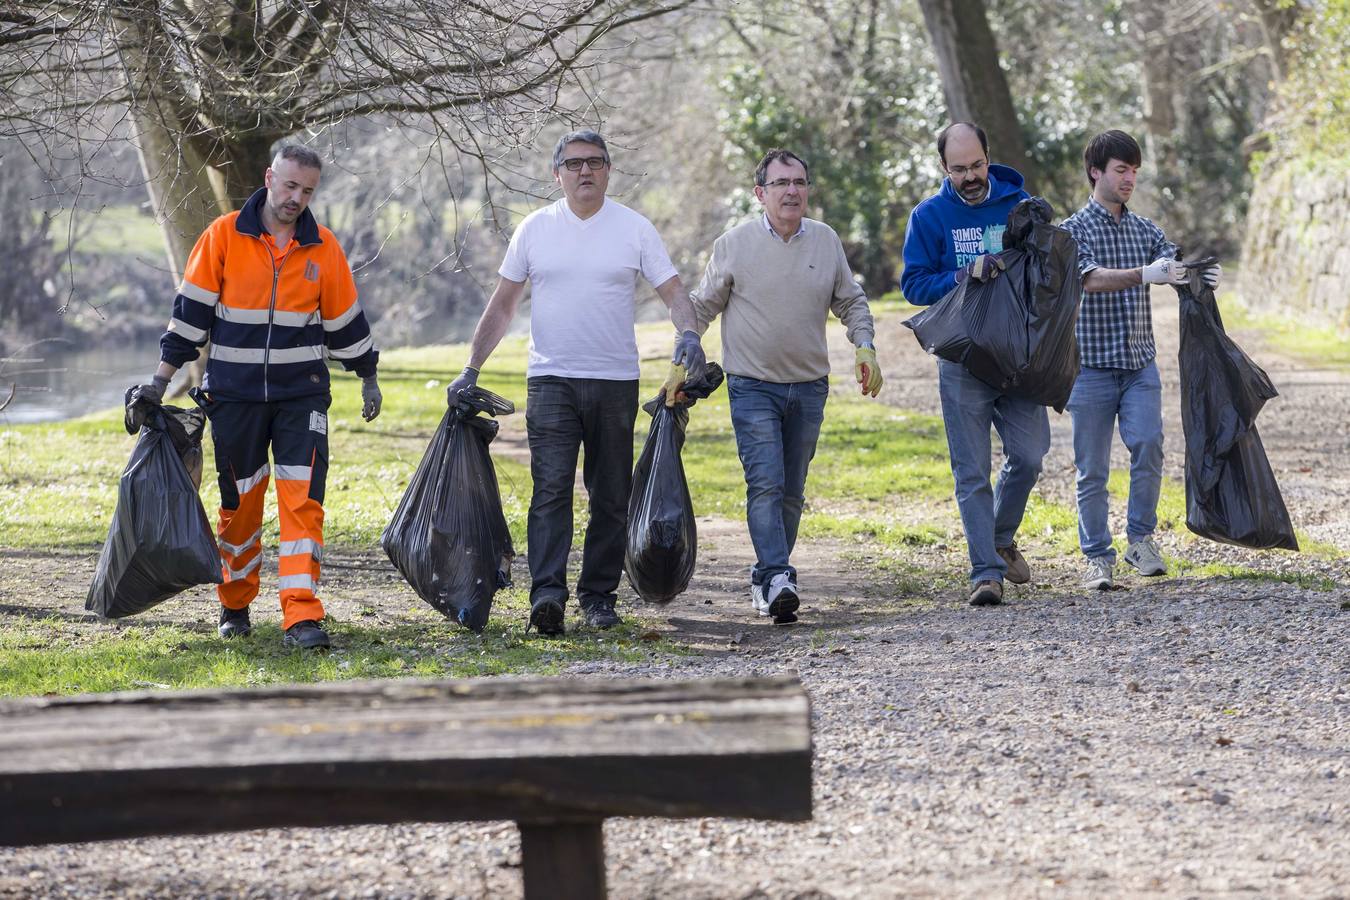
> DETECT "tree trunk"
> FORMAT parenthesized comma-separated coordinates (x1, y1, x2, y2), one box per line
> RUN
(917, 0, 1040, 189)
(111, 8, 283, 390)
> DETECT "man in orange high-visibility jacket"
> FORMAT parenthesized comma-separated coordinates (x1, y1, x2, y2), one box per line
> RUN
(128, 144, 381, 650)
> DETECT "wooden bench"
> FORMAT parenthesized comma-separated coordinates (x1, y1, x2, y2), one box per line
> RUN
(0, 676, 812, 898)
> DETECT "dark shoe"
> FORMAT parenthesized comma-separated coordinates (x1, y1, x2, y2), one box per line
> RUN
(528, 597, 565, 636)
(283, 620, 330, 649)
(580, 598, 622, 629)
(968, 580, 1004, 607)
(218, 604, 252, 638)
(996, 543, 1031, 584)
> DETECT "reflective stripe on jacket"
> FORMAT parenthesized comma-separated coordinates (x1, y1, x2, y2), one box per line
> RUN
(159, 188, 378, 401)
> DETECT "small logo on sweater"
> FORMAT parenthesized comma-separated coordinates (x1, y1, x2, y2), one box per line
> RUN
(304, 261, 320, 282)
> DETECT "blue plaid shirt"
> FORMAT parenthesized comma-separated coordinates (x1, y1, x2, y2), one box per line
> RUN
(1062, 198, 1178, 369)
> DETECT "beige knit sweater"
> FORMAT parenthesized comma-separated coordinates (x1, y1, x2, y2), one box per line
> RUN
(691, 217, 875, 383)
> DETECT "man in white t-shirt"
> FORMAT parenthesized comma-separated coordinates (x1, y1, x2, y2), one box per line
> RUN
(447, 129, 704, 635)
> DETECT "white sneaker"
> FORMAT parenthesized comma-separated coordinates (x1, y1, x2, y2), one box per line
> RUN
(1083, 557, 1114, 590)
(1123, 537, 1167, 576)
(766, 572, 800, 624)
(751, 582, 770, 617)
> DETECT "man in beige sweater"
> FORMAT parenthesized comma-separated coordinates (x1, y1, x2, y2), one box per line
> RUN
(690, 148, 883, 624)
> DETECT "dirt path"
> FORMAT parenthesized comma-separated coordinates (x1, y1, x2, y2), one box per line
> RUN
(2, 304, 1348, 898)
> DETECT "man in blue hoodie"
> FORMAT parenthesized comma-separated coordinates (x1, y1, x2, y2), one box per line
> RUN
(900, 122, 1047, 607)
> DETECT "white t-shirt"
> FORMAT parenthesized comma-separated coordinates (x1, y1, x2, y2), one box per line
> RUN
(499, 198, 679, 380)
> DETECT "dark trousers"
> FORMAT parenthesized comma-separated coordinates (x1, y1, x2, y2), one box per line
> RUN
(525, 376, 637, 608)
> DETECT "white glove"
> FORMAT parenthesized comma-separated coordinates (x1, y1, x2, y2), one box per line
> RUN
(1202, 263, 1222, 290)
(1141, 258, 1186, 286)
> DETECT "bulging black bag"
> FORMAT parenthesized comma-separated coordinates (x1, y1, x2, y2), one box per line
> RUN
(904, 197, 1083, 411)
(1177, 261, 1298, 550)
(86, 399, 221, 618)
(382, 387, 516, 632)
(624, 364, 725, 603)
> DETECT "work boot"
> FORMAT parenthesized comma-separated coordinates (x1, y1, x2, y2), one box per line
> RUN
(282, 620, 330, 650)
(968, 580, 1004, 607)
(218, 604, 252, 639)
(766, 572, 799, 625)
(580, 597, 622, 629)
(996, 543, 1031, 584)
(528, 597, 565, 636)
(1123, 536, 1167, 576)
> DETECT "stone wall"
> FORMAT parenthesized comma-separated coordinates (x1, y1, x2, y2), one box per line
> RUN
(1239, 159, 1350, 329)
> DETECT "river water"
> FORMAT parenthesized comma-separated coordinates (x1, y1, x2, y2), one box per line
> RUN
(0, 338, 161, 425)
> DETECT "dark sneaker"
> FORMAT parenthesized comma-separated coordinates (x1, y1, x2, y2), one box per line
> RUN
(766, 572, 799, 625)
(218, 604, 252, 639)
(968, 580, 1004, 607)
(996, 543, 1031, 584)
(580, 598, 622, 629)
(282, 620, 330, 649)
(528, 597, 565, 636)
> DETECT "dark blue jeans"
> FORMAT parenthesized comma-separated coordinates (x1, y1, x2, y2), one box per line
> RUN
(525, 376, 638, 608)
(727, 374, 828, 587)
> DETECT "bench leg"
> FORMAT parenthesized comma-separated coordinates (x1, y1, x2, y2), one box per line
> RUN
(518, 819, 606, 900)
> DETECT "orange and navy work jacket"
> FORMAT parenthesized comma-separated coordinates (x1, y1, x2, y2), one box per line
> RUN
(159, 188, 379, 402)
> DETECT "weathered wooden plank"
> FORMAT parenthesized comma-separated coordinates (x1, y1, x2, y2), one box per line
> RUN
(0, 676, 812, 846)
(519, 821, 606, 900)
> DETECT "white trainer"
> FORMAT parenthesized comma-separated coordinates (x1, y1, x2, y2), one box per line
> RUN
(1123, 536, 1167, 576)
(766, 572, 800, 624)
(1083, 557, 1114, 590)
(751, 582, 770, 617)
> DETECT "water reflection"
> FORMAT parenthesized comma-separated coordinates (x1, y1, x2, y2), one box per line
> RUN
(0, 337, 166, 424)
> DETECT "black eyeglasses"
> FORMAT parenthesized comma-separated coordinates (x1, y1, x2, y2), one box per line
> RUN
(560, 156, 608, 172)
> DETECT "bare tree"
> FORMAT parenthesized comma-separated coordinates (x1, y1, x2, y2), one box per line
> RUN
(0, 0, 695, 296)
(916, 0, 1040, 187)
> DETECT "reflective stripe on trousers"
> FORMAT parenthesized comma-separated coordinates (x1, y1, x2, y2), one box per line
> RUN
(206, 393, 330, 630)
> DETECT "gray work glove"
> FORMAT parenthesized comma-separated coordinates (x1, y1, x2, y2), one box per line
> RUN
(672, 330, 706, 383)
(361, 375, 382, 422)
(123, 373, 171, 433)
(960, 254, 1006, 283)
(446, 366, 478, 408)
(140, 373, 171, 404)
(1202, 263, 1222, 290)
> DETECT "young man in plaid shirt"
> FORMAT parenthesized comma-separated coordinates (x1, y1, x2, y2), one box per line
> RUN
(1061, 130, 1221, 590)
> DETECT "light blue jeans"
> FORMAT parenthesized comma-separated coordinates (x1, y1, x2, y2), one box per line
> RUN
(727, 375, 829, 588)
(1066, 362, 1164, 562)
(937, 360, 1051, 584)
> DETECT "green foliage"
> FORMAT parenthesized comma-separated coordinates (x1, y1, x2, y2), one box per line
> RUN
(1270, 0, 1350, 162)
(713, 3, 945, 295)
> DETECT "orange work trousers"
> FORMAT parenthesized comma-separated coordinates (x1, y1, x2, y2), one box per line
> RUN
(205, 394, 329, 630)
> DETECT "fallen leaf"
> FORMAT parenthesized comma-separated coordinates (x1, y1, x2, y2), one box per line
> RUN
(639, 630, 661, 642)
(1215, 736, 1233, 747)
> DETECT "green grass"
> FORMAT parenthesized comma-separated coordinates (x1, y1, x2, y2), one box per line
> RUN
(48, 204, 166, 257)
(0, 585, 688, 696)
(1220, 292, 1350, 369)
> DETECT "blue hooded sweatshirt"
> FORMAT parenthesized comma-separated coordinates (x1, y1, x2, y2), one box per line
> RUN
(899, 164, 1030, 306)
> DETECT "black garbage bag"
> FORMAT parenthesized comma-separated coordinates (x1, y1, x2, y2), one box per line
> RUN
(624, 363, 725, 603)
(86, 397, 221, 618)
(382, 386, 516, 632)
(1177, 260, 1298, 550)
(904, 197, 1083, 411)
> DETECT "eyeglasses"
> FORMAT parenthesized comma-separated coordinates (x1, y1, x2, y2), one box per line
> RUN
(560, 156, 608, 172)
(764, 178, 810, 189)
(947, 159, 987, 178)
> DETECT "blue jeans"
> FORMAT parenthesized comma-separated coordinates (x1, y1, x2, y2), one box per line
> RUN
(727, 375, 828, 587)
(937, 360, 1051, 584)
(524, 376, 638, 608)
(1066, 362, 1164, 562)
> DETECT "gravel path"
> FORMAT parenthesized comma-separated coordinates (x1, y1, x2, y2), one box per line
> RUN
(2, 303, 1348, 898)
